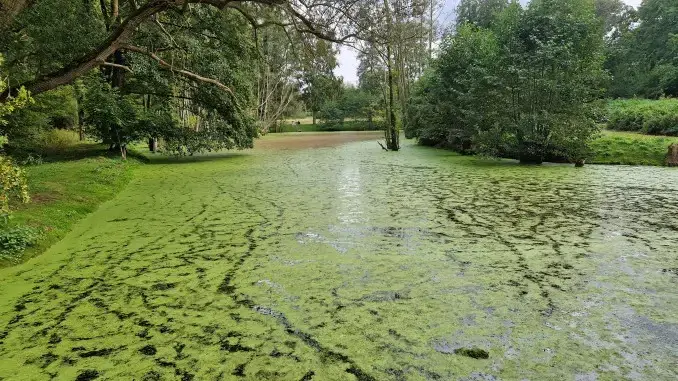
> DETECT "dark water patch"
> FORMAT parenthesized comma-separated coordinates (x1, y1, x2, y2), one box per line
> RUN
(39, 352, 58, 368)
(75, 369, 100, 381)
(48, 333, 61, 344)
(77, 348, 115, 358)
(151, 282, 177, 291)
(139, 345, 157, 356)
(61, 356, 76, 365)
(174, 342, 186, 358)
(137, 328, 151, 339)
(156, 359, 176, 367)
(232, 363, 247, 377)
(176, 369, 194, 381)
(253, 305, 375, 379)
(454, 347, 489, 359)
(346, 366, 377, 381)
(141, 371, 162, 381)
(299, 370, 315, 380)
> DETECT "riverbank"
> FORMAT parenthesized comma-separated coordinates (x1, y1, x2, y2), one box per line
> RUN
(0, 145, 140, 267)
(589, 130, 678, 166)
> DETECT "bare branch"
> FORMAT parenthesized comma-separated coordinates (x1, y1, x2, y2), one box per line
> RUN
(101, 62, 134, 73)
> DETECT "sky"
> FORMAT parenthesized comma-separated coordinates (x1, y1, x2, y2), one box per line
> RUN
(334, 0, 643, 84)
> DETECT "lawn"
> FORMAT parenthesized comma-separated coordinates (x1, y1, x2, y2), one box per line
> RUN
(589, 130, 678, 166)
(0, 144, 140, 266)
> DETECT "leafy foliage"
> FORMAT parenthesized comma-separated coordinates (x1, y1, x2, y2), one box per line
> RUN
(607, 99, 678, 136)
(605, 0, 678, 98)
(407, 0, 606, 164)
(0, 225, 38, 261)
(1, 55, 31, 222)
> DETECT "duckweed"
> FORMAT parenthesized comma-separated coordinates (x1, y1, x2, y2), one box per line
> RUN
(0, 137, 677, 380)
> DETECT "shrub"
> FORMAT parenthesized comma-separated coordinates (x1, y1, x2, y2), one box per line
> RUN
(607, 99, 678, 136)
(0, 155, 30, 223)
(0, 226, 38, 261)
(38, 129, 81, 152)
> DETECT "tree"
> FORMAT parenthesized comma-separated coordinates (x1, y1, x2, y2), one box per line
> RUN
(1, 0, 372, 155)
(299, 39, 342, 125)
(605, 0, 678, 98)
(456, 0, 509, 29)
(354, 0, 438, 151)
(407, 0, 606, 165)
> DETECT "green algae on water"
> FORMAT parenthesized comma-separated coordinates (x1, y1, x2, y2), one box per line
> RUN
(0, 136, 677, 380)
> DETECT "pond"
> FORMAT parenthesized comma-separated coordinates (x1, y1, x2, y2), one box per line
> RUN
(1, 133, 676, 380)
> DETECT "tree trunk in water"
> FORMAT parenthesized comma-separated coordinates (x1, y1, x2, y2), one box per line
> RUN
(386, 47, 399, 151)
(383, 0, 399, 151)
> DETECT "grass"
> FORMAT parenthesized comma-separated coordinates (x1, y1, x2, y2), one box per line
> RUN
(0, 144, 140, 267)
(589, 130, 678, 166)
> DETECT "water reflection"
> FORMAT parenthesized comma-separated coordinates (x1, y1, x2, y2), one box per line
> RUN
(336, 163, 364, 225)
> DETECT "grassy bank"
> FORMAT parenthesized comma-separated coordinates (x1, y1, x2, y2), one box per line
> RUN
(590, 130, 678, 166)
(0, 144, 140, 266)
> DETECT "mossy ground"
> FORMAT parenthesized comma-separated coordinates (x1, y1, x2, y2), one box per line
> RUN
(0, 136, 676, 380)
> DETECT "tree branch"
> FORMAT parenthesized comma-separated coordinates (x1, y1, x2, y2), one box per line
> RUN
(122, 45, 235, 97)
(1, 0, 173, 101)
(0, 0, 362, 102)
(101, 62, 134, 73)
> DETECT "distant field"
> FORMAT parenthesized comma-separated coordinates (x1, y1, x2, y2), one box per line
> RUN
(282, 116, 315, 125)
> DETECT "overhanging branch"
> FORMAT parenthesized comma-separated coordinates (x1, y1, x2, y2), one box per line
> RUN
(122, 45, 235, 97)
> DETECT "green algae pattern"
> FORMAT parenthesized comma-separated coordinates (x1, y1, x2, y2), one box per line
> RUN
(0, 138, 677, 380)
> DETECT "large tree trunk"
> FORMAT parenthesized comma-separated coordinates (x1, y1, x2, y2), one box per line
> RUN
(385, 47, 399, 151)
(383, 0, 399, 151)
(0, 0, 33, 30)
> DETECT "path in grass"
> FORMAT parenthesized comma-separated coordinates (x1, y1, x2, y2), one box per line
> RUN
(1, 134, 677, 380)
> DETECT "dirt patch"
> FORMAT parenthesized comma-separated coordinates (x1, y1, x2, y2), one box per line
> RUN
(255, 132, 383, 150)
(28, 192, 60, 205)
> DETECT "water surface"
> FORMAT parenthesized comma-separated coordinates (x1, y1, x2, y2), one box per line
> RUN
(1, 135, 676, 380)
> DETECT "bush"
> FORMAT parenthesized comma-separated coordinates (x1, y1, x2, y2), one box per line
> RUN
(0, 155, 30, 222)
(607, 99, 678, 135)
(320, 120, 383, 132)
(0, 226, 38, 261)
(38, 129, 81, 152)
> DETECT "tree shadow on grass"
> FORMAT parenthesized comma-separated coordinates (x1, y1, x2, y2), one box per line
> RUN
(7, 143, 122, 163)
(142, 151, 250, 165)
